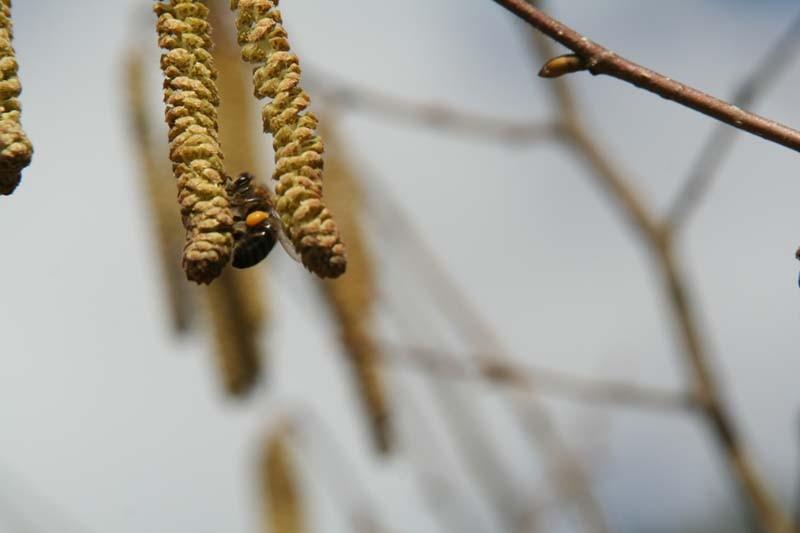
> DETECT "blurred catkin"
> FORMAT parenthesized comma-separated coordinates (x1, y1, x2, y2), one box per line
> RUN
(201, 0, 268, 397)
(205, 269, 263, 395)
(0, 0, 32, 196)
(262, 427, 306, 533)
(318, 116, 392, 453)
(155, 0, 233, 284)
(230, 0, 347, 278)
(125, 51, 194, 334)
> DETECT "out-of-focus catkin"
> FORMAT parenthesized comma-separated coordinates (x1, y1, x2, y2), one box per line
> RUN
(205, 270, 263, 396)
(0, 0, 32, 196)
(126, 51, 194, 333)
(230, 0, 346, 278)
(155, 0, 233, 284)
(261, 428, 306, 533)
(201, 2, 269, 397)
(318, 116, 392, 453)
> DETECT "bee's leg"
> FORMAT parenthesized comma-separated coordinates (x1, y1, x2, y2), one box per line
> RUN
(232, 220, 248, 239)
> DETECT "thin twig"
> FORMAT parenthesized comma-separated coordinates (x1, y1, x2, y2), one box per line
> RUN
(382, 343, 694, 413)
(366, 178, 612, 533)
(379, 286, 529, 533)
(288, 409, 393, 533)
(493, 0, 800, 154)
(306, 68, 560, 145)
(525, 17, 793, 533)
(0, 462, 91, 533)
(667, 10, 800, 231)
(389, 368, 494, 533)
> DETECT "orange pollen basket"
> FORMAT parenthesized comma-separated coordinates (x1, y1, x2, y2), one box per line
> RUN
(245, 210, 270, 228)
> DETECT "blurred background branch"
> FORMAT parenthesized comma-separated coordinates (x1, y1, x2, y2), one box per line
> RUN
(306, 69, 561, 146)
(381, 343, 694, 412)
(524, 6, 797, 531)
(667, 10, 800, 232)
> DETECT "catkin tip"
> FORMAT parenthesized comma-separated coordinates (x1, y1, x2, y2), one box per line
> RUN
(301, 243, 347, 279)
(184, 254, 227, 284)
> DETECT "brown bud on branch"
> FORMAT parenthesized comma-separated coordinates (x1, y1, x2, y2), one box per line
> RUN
(538, 53, 588, 78)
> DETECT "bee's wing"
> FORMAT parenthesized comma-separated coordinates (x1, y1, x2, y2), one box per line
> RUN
(278, 228, 302, 264)
(269, 210, 302, 264)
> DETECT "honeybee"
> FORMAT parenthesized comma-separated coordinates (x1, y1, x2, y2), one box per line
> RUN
(226, 172, 300, 269)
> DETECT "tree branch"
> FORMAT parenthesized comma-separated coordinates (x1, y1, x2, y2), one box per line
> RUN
(493, 0, 800, 154)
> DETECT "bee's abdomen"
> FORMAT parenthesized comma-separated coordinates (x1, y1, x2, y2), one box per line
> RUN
(232, 231, 277, 269)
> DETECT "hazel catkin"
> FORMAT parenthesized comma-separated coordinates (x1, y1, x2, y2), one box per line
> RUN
(0, 0, 32, 196)
(261, 427, 306, 533)
(318, 117, 392, 453)
(230, 0, 346, 278)
(155, 0, 233, 284)
(126, 51, 194, 333)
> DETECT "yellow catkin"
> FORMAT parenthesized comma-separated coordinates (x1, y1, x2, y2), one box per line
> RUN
(261, 428, 306, 533)
(319, 116, 392, 453)
(201, 0, 268, 397)
(230, 0, 346, 278)
(0, 0, 32, 196)
(126, 51, 194, 334)
(155, 0, 234, 284)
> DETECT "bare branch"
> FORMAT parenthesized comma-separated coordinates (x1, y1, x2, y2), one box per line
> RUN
(493, 0, 800, 154)
(667, 10, 800, 231)
(383, 343, 694, 413)
(305, 68, 560, 145)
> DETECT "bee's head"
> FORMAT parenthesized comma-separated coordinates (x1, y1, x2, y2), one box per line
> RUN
(235, 172, 254, 189)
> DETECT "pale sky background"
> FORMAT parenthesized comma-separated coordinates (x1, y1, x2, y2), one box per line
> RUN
(1, 1, 800, 533)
